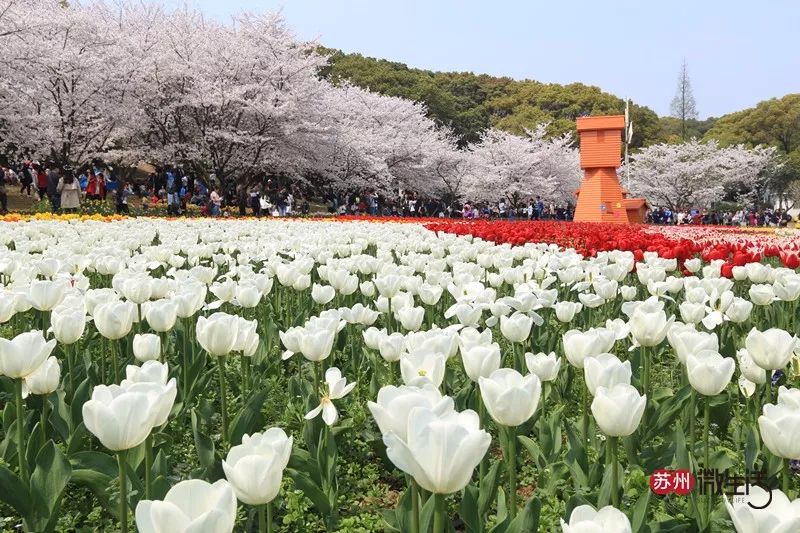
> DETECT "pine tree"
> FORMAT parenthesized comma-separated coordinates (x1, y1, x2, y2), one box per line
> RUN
(670, 59, 699, 140)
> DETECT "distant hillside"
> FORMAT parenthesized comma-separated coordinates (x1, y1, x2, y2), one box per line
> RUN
(319, 48, 715, 148)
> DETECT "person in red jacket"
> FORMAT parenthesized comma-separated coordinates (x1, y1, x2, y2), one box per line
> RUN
(86, 171, 98, 200)
(36, 165, 48, 199)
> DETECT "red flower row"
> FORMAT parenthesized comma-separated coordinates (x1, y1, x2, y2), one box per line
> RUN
(421, 220, 800, 271)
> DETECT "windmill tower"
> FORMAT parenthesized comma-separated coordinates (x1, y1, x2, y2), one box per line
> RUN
(573, 114, 647, 224)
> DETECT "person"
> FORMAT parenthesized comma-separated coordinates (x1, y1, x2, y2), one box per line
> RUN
(96, 172, 107, 200)
(0, 168, 7, 214)
(86, 171, 98, 200)
(209, 187, 222, 217)
(19, 164, 33, 196)
(36, 165, 48, 200)
(250, 187, 261, 216)
(47, 166, 61, 212)
(116, 182, 131, 214)
(238, 187, 248, 217)
(57, 171, 80, 213)
(535, 196, 545, 220)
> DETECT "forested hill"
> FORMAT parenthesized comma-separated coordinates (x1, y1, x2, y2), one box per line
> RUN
(319, 48, 716, 148)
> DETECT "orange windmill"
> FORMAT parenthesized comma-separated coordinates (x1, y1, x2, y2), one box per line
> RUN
(573, 115, 648, 223)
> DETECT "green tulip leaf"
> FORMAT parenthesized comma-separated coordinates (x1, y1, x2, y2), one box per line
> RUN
(478, 460, 503, 517)
(191, 409, 216, 470)
(69, 450, 118, 477)
(460, 484, 481, 532)
(744, 424, 760, 471)
(629, 488, 651, 533)
(489, 487, 508, 533)
(0, 463, 33, 521)
(49, 391, 72, 442)
(642, 385, 691, 442)
(29, 440, 72, 532)
(286, 467, 331, 516)
(69, 377, 91, 428)
(505, 495, 541, 533)
(418, 491, 437, 533)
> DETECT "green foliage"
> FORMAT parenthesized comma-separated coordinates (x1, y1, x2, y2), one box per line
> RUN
(320, 48, 662, 148)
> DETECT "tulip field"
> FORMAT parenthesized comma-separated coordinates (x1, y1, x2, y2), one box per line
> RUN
(1, 217, 800, 533)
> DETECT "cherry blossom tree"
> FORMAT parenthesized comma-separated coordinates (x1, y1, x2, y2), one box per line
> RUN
(627, 140, 779, 210)
(463, 124, 580, 205)
(298, 82, 444, 195)
(118, 9, 330, 188)
(0, 1, 160, 165)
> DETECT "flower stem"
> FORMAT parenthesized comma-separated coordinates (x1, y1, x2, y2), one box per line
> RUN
(15, 379, 27, 481)
(538, 383, 548, 440)
(66, 344, 75, 399)
(765, 369, 772, 404)
(144, 433, 153, 500)
(117, 449, 128, 533)
(477, 390, 487, 481)
(217, 355, 229, 445)
(433, 493, 446, 533)
(689, 391, 696, 455)
(182, 319, 189, 403)
(258, 502, 273, 533)
(783, 459, 791, 496)
(410, 478, 420, 533)
(40, 394, 49, 443)
(642, 345, 649, 427)
(112, 338, 120, 383)
(507, 426, 517, 520)
(610, 436, 620, 507)
(704, 396, 711, 526)
(582, 371, 590, 444)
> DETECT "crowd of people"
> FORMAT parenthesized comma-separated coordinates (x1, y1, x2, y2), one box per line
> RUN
(647, 206, 795, 227)
(0, 161, 796, 228)
(323, 192, 574, 220)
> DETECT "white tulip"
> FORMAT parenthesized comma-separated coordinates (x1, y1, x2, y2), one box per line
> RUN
(725, 486, 800, 533)
(591, 384, 646, 437)
(305, 367, 356, 426)
(745, 328, 797, 371)
(461, 343, 501, 382)
(554, 301, 582, 323)
(383, 406, 491, 494)
(396, 306, 425, 331)
(561, 504, 632, 533)
(94, 300, 138, 340)
(196, 313, 240, 356)
(23, 356, 60, 395)
(562, 328, 616, 369)
(749, 284, 776, 306)
(687, 351, 735, 396)
(584, 354, 632, 396)
(500, 312, 534, 344)
(525, 352, 561, 382)
(368, 383, 454, 441)
(311, 283, 336, 305)
(136, 479, 237, 533)
(142, 299, 178, 332)
(0, 330, 57, 379)
(479, 368, 541, 426)
(736, 349, 767, 384)
(400, 350, 446, 388)
(223, 428, 292, 505)
(133, 333, 161, 362)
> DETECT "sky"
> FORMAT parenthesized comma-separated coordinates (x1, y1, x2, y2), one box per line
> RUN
(171, 0, 799, 118)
